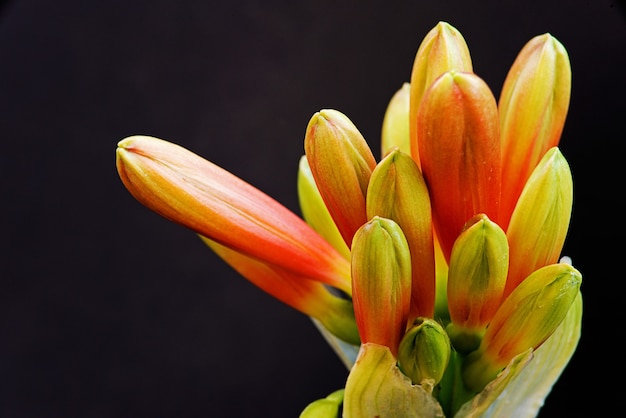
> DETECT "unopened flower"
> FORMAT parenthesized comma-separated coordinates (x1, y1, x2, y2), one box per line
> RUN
(116, 20, 582, 418)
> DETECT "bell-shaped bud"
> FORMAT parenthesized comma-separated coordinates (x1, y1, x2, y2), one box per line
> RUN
(409, 21, 473, 166)
(304, 109, 377, 248)
(499, 34, 572, 229)
(297, 156, 351, 260)
(397, 317, 451, 388)
(462, 263, 582, 392)
(116, 135, 352, 295)
(446, 214, 508, 352)
(299, 389, 345, 418)
(505, 147, 573, 297)
(417, 70, 501, 262)
(366, 149, 435, 319)
(381, 83, 411, 157)
(343, 343, 444, 418)
(202, 237, 360, 345)
(351, 217, 412, 355)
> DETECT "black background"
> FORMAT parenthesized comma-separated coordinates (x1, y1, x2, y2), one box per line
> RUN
(1, 0, 624, 417)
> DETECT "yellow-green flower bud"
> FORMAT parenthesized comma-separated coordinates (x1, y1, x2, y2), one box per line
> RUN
(397, 317, 451, 388)
(304, 109, 377, 248)
(499, 34, 571, 229)
(446, 214, 508, 352)
(297, 156, 351, 260)
(366, 149, 435, 319)
(409, 21, 473, 166)
(381, 82, 411, 157)
(351, 217, 412, 355)
(462, 263, 582, 392)
(299, 389, 344, 418)
(505, 147, 573, 297)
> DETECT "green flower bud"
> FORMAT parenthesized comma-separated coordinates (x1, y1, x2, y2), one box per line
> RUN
(446, 214, 508, 352)
(397, 318, 451, 388)
(351, 217, 412, 355)
(299, 389, 344, 418)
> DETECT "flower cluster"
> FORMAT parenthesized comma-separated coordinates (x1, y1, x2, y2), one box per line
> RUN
(116, 21, 582, 418)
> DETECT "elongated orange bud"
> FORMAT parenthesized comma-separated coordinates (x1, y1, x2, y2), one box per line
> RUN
(304, 109, 377, 248)
(116, 135, 351, 295)
(351, 217, 412, 355)
(409, 21, 473, 166)
(366, 149, 435, 319)
(417, 71, 501, 262)
(499, 34, 571, 229)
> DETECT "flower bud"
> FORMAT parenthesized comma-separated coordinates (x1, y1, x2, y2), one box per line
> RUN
(417, 70, 501, 262)
(366, 149, 435, 319)
(297, 156, 351, 260)
(116, 135, 352, 295)
(397, 318, 451, 388)
(351, 217, 412, 355)
(499, 34, 571, 229)
(409, 21, 473, 166)
(447, 214, 508, 351)
(462, 263, 582, 392)
(505, 147, 573, 297)
(304, 109, 377, 248)
(381, 83, 411, 157)
(299, 389, 344, 418)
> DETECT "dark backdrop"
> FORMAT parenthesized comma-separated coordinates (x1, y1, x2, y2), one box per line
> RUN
(1, 1, 624, 417)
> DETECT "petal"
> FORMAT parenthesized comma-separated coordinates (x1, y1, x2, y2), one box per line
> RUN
(417, 71, 501, 262)
(116, 135, 351, 295)
(499, 34, 571, 229)
(409, 21, 473, 166)
(304, 109, 377, 248)
(505, 147, 573, 297)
